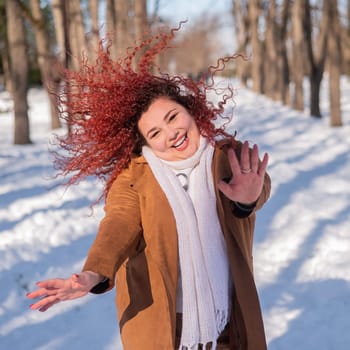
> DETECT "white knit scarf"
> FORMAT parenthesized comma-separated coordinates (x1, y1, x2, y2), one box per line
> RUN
(142, 137, 230, 350)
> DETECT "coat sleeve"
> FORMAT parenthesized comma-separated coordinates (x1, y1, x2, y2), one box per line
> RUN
(82, 166, 142, 292)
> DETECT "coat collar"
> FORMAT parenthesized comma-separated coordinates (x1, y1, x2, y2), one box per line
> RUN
(133, 154, 147, 164)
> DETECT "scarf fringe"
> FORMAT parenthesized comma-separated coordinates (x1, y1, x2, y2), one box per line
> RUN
(178, 309, 228, 350)
(179, 340, 218, 350)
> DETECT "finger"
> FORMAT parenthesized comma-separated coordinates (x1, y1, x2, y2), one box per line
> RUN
(251, 144, 259, 173)
(26, 288, 53, 299)
(26, 291, 39, 299)
(217, 180, 233, 199)
(36, 279, 65, 290)
(27, 279, 66, 299)
(217, 180, 230, 193)
(258, 153, 269, 176)
(38, 299, 60, 312)
(227, 147, 241, 176)
(30, 295, 58, 311)
(71, 274, 80, 283)
(240, 141, 250, 172)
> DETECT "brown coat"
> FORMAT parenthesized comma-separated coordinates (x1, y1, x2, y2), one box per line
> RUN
(83, 139, 271, 350)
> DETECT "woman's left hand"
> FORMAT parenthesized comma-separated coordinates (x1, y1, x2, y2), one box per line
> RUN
(217, 140, 269, 205)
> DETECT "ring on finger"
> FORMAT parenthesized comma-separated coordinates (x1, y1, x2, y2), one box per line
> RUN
(241, 168, 252, 174)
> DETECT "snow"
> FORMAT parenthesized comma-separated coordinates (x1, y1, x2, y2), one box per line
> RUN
(1, 78, 350, 349)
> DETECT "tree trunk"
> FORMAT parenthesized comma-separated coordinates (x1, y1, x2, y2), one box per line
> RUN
(150, 0, 160, 24)
(343, 0, 350, 76)
(276, 0, 290, 105)
(291, 0, 305, 111)
(327, 0, 342, 126)
(134, 0, 148, 41)
(304, 0, 328, 118)
(232, 0, 250, 86)
(1, 43, 12, 93)
(348, 0, 350, 37)
(51, 0, 67, 65)
(106, 0, 117, 60)
(115, 0, 130, 59)
(68, 0, 88, 69)
(0, 3, 11, 92)
(133, 0, 148, 68)
(89, 0, 100, 63)
(248, 0, 264, 93)
(309, 71, 323, 117)
(264, 0, 279, 100)
(6, 0, 31, 144)
(29, 0, 61, 129)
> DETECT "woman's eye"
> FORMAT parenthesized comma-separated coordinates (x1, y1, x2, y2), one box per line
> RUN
(169, 113, 178, 121)
(150, 131, 159, 139)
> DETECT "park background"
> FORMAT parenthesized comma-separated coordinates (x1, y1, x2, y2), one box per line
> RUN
(1, 1, 350, 349)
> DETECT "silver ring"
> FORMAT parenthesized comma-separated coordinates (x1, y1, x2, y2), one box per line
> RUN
(241, 168, 252, 174)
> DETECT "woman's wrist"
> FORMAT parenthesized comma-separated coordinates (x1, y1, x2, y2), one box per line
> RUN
(230, 200, 257, 218)
(83, 271, 105, 288)
(89, 275, 110, 294)
(234, 201, 257, 210)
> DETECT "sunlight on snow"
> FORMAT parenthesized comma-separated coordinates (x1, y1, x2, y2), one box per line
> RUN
(1, 79, 350, 349)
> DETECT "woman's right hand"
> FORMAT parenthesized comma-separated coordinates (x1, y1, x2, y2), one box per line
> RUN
(26, 271, 104, 312)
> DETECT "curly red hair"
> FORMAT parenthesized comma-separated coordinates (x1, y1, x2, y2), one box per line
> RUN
(53, 23, 238, 201)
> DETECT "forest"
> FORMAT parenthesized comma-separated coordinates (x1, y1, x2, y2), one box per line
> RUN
(0, 0, 349, 144)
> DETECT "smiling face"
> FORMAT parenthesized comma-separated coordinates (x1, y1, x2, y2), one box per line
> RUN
(137, 97, 201, 161)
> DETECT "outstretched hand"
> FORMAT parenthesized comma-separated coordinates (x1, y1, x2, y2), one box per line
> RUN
(217, 140, 268, 205)
(26, 271, 103, 312)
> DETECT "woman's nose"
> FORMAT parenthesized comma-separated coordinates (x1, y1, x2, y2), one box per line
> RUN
(167, 128, 178, 141)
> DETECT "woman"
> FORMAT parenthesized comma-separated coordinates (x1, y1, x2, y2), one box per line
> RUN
(27, 27, 270, 350)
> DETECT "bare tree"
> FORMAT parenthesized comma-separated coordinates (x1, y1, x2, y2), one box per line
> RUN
(0, 2, 11, 92)
(342, 0, 350, 76)
(232, 0, 250, 86)
(264, 0, 279, 100)
(326, 0, 342, 126)
(115, 0, 131, 58)
(248, 0, 264, 93)
(105, 0, 135, 60)
(275, 0, 291, 105)
(0, 45, 11, 93)
(134, 0, 148, 41)
(291, 0, 305, 111)
(68, 0, 88, 70)
(23, 0, 61, 129)
(348, 0, 350, 38)
(6, 0, 31, 144)
(88, 0, 100, 62)
(106, 0, 117, 59)
(231, 0, 345, 126)
(150, 0, 160, 24)
(303, 1, 328, 117)
(51, 0, 69, 67)
(173, 15, 221, 78)
(133, 0, 149, 68)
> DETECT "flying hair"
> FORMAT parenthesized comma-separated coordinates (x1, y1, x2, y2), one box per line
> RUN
(52, 21, 240, 202)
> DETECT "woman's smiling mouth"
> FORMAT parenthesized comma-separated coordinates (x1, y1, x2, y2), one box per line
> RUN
(173, 134, 188, 149)
(172, 134, 187, 148)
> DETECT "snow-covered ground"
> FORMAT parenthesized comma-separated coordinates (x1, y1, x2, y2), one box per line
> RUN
(1, 78, 350, 350)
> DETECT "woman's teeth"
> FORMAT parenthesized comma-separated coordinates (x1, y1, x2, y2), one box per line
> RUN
(173, 135, 186, 148)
